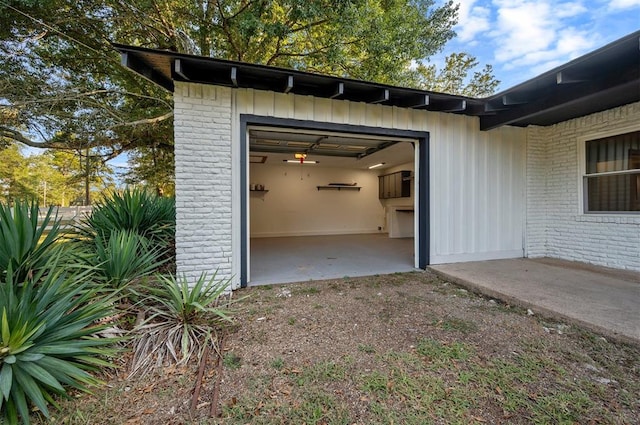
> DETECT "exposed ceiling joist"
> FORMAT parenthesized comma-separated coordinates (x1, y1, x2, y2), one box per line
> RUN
(556, 71, 587, 85)
(433, 99, 467, 112)
(231, 67, 238, 87)
(115, 30, 640, 130)
(480, 74, 639, 130)
(401, 94, 429, 108)
(502, 94, 529, 106)
(174, 59, 189, 80)
(370, 89, 390, 104)
(330, 82, 344, 99)
(284, 75, 293, 93)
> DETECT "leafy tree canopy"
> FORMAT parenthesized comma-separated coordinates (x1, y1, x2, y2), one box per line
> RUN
(0, 0, 499, 193)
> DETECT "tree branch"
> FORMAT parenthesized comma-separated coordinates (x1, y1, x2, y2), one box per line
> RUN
(0, 127, 66, 149)
(106, 111, 173, 129)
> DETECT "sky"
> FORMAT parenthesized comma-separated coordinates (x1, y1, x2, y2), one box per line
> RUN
(435, 0, 640, 91)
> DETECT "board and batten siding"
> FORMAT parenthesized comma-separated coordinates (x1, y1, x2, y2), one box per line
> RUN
(233, 88, 527, 266)
(173, 82, 527, 287)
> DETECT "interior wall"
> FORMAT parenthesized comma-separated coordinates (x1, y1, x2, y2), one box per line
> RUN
(249, 163, 384, 237)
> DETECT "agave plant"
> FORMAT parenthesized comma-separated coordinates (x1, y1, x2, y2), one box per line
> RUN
(78, 189, 175, 245)
(0, 266, 118, 424)
(87, 229, 166, 290)
(129, 272, 237, 377)
(0, 201, 63, 283)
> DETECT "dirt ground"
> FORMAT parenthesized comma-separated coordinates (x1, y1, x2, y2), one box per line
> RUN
(46, 271, 639, 424)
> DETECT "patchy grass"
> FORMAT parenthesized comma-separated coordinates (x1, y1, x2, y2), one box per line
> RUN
(37, 272, 640, 424)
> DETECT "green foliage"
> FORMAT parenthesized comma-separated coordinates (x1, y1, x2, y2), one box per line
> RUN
(0, 146, 114, 207)
(1, 0, 496, 196)
(223, 353, 242, 370)
(0, 200, 62, 283)
(416, 52, 500, 97)
(125, 146, 175, 197)
(79, 189, 175, 244)
(0, 146, 33, 203)
(87, 229, 166, 290)
(129, 272, 235, 376)
(0, 267, 117, 425)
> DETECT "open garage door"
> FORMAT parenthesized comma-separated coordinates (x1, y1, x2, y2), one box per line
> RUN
(240, 117, 429, 287)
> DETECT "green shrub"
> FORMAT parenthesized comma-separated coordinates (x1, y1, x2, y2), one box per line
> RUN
(79, 189, 174, 245)
(86, 229, 166, 290)
(74, 189, 176, 276)
(129, 272, 236, 377)
(0, 201, 63, 283)
(0, 267, 118, 424)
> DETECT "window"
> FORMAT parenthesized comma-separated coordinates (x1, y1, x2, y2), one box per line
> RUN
(584, 130, 640, 213)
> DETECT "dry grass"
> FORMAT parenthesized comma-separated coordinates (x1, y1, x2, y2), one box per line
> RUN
(39, 271, 640, 424)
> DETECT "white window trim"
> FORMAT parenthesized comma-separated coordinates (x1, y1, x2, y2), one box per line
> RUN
(577, 123, 640, 215)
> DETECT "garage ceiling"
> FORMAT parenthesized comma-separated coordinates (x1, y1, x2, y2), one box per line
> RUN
(249, 128, 415, 170)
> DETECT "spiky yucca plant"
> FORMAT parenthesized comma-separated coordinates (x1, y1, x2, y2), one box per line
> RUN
(0, 267, 118, 425)
(0, 201, 62, 283)
(79, 189, 174, 245)
(129, 272, 236, 377)
(88, 229, 166, 290)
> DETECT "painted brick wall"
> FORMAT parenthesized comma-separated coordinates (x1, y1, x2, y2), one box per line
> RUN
(174, 82, 234, 283)
(526, 102, 640, 271)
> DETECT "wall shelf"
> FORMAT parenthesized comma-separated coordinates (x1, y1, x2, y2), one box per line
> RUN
(317, 185, 361, 191)
(249, 189, 269, 193)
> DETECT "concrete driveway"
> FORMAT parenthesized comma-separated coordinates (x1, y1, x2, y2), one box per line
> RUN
(430, 258, 640, 345)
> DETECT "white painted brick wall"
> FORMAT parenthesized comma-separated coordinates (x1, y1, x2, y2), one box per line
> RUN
(526, 102, 640, 271)
(174, 82, 234, 283)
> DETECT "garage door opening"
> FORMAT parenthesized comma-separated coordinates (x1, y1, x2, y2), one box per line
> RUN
(240, 117, 429, 287)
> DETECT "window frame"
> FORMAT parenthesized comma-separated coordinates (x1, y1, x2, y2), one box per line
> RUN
(578, 123, 640, 215)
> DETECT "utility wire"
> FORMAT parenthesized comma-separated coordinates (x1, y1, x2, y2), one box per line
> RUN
(0, 0, 169, 88)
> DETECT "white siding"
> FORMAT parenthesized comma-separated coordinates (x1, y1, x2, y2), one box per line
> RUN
(233, 89, 527, 266)
(526, 102, 640, 271)
(174, 84, 528, 286)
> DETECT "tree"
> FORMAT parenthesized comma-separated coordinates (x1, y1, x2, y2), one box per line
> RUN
(0, 144, 32, 203)
(414, 52, 500, 97)
(1, 0, 498, 193)
(125, 144, 175, 197)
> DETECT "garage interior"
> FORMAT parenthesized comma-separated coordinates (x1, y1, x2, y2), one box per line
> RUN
(248, 126, 418, 285)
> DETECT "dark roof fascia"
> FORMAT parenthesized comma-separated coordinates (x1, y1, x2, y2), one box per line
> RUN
(113, 43, 484, 115)
(479, 30, 640, 130)
(114, 30, 640, 130)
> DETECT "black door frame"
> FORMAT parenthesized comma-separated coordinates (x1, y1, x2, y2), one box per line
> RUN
(240, 114, 429, 287)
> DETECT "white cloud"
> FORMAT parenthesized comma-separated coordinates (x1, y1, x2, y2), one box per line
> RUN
(609, 0, 640, 9)
(491, 1, 558, 63)
(555, 2, 589, 17)
(439, 0, 637, 89)
(455, 0, 492, 42)
(487, 0, 597, 76)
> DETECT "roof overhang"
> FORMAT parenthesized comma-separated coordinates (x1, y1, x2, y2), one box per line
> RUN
(114, 30, 640, 131)
(115, 43, 483, 115)
(480, 30, 640, 130)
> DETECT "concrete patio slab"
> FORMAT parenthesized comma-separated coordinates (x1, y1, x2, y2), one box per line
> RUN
(430, 258, 640, 345)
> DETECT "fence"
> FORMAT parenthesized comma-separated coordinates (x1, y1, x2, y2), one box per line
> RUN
(38, 206, 93, 230)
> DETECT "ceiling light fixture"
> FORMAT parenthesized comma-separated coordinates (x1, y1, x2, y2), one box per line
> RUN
(284, 160, 318, 164)
(368, 163, 385, 169)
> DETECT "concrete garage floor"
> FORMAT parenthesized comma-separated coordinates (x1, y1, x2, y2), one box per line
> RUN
(249, 234, 415, 286)
(430, 258, 640, 345)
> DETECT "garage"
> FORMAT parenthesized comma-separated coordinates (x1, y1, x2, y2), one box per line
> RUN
(116, 44, 532, 290)
(245, 125, 423, 285)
